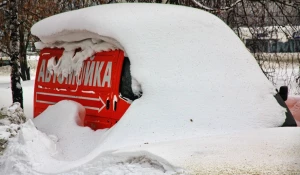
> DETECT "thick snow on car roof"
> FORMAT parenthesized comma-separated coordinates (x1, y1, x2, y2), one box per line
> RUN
(31, 2, 285, 158)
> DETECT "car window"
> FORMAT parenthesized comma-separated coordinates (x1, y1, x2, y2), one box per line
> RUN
(119, 57, 141, 101)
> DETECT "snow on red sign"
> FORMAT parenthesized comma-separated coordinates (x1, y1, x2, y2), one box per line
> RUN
(34, 48, 129, 129)
(37, 59, 112, 88)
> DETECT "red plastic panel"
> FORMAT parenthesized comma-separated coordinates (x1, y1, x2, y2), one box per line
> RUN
(34, 48, 130, 129)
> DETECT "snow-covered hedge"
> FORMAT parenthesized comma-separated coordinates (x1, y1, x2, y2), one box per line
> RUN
(0, 103, 27, 154)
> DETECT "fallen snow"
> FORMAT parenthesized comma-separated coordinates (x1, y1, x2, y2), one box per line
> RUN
(0, 76, 35, 118)
(0, 103, 27, 154)
(113, 128, 300, 175)
(43, 39, 119, 77)
(31, 3, 286, 146)
(131, 77, 142, 97)
(1, 103, 299, 174)
(0, 3, 298, 175)
(0, 106, 182, 174)
(34, 100, 107, 161)
(0, 120, 56, 174)
(0, 74, 299, 174)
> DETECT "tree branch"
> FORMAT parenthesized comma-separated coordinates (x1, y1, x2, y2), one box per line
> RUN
(0, 48, 12, 57)
(191, 0, 242, 13)
(0, 1, 7, 8)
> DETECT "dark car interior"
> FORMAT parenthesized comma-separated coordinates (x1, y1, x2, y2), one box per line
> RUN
(119, 57, 142, 102)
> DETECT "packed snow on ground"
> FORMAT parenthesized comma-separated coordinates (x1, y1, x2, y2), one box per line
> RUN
(0, 60, 38, 76)
(0, 3, 299, 175)
(0, 76, 35, 118)
(0, 102, 27, 155)
(0, 99, 299, 174)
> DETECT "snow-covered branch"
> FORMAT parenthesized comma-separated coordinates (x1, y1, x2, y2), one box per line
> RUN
(190, 0, 213, 11)
(0, 48, 12, 57)
(219, 0, 242, 11)
(0, 1, 7, 8)
(191, 0, 242, 13)
(269, 0, 300, 9)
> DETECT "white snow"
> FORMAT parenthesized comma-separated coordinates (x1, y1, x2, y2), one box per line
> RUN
(114, 128, 300, 174)
(0, 72, 299, 174)
(0, 3, 299, 175)
(34, 100, 107, 161)
(0, 76, 35, 118)
(31, 4, 286, 142)
(16, 82, 21, 89)
(43, 39, 119, 77)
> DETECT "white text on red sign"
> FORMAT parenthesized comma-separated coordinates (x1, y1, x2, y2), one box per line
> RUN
(37, 59, 112, 88)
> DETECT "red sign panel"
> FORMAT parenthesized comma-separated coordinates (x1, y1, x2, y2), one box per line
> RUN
(34, 48, 130, 129)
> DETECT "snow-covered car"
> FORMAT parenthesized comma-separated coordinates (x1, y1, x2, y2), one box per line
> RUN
(2, 3, 297, 175)
(33, 45, 297, 130)
(32, 6, 297, 130)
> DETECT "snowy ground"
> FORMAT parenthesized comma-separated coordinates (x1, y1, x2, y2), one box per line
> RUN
(0, 63, 300, 175)
(0, 76, 35, 118)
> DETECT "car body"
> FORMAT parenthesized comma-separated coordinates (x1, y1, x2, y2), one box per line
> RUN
(32, 3, 296, 138)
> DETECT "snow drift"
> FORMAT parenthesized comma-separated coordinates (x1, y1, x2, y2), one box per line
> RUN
(28, 3, 290, 173)
(0, 102, 299, 174)
(0, 103, 27, 155)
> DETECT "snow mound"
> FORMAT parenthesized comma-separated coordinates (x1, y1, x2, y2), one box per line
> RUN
(0, 103, 27, 125)
(30, 4, 288, 172)
(34, 100, 107, 161)
(0, 101, 183, 174)
(63, 153, 184, 175)
(0, 120, 56, 175)
(32, 2, 286, 144)
(0, 103, 27, 155)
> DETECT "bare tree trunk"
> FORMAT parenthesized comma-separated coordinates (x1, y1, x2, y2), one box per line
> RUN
(19, 0, 30, 81)
(19, 22, 30, 81)
(9, 0, 23, 108)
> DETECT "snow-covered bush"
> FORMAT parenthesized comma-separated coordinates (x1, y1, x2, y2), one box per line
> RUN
(0, 103, 27, 154)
